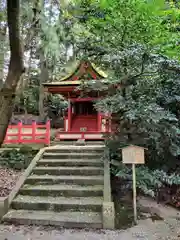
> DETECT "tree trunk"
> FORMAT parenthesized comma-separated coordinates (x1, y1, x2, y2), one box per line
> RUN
(39, 51, 48, 122)
(0, 26, 7, 89)
(0, 0, 24, 147)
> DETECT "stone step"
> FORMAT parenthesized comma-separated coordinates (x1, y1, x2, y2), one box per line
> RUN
(42, 152, 103, 159)
(33, 166, 104, 176)
(19, 184, 103, 197)
(12, 195, 103, 212)
(3, 210, 102, 228)
(52, 141, 104, 146)
(37, 159, 103, 167)
(45, 145, 105, 153)
(26, 175, 104, 185)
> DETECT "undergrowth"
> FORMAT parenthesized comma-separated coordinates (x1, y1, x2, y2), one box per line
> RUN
(0, 146, 38, 170)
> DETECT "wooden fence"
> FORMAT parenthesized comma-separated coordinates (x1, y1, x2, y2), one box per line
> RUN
(4, 121, 50, 145)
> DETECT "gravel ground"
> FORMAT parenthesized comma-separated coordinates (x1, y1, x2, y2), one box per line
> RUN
(0, 198, 180, 240)
(0, 167, 21, 197)
(1, 198, 180, 240)
(0, 219, 180, 240)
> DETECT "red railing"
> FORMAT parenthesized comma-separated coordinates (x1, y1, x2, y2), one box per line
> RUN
(4, 121, 50, 145)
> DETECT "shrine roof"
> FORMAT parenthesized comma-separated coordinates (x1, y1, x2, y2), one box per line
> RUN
(60, 61, 107, 81)
(43, 59, 108, 88)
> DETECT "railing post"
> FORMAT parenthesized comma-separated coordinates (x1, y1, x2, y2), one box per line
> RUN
(18, 121, 22, 144)
(46, 120, 50, 146)
(32, 121, 36, 142)
(68, 100, 71, 132)
(98, 112, 102, 132)
(80, 131, 85, 140)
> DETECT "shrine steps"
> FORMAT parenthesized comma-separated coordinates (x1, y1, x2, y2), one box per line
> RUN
(18, 184, 103, 198)
(51, 140, 104, 146)
(11, 196, 103, 212)
(42, 152, 103, 159)
(3, 144, 114, 229)
(3, 210, 102, 229)
(26, 175, 104, 185)
(37, 159, 103, 167)
(33, 166, 103, 176)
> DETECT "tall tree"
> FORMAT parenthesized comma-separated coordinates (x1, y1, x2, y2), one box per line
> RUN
(0, 0, 24, 146)
(72, 0, 180, 168)
(0, 25, 6, 89)
(0, 1, 7, 89)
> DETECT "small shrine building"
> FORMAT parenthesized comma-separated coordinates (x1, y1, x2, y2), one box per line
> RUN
(43, 60, 112, 140)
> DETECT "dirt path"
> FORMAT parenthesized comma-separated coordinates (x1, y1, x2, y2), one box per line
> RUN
(0, 220, 179, 240)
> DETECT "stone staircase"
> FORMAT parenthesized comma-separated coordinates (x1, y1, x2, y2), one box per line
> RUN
(3, 143, 114, 229)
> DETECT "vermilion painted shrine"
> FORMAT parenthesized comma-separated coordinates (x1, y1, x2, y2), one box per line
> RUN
(43, 60, 112, 140)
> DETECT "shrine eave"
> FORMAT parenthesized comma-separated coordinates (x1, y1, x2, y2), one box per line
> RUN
(43, 85, 78, 94)
(43, 81, 81, 87)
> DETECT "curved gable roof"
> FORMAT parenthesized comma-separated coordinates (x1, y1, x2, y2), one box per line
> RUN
(59, 59, 107, 81)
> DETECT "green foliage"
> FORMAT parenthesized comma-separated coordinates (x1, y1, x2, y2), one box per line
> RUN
(14, 82, 67, 118)
(113, 163, 180, 197)
(98, 75, 180, 168)
(70, 0, 180, 171)
(0, 147, 38, 170)
(72, 0, 180, 61)
(15, 85, 39, 114)
(74, 0, 169, 56)
(159, 1, 180, 59)
(47, 94, 68, 113)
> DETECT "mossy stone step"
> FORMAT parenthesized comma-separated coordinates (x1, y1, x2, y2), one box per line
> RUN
(42, 152, 103, 159)
(3, 210, 102, 228)
(12, 195, 103, 212)
(26, 175, 104, 185)
(37, 159, 103, 167)
(32, 166, 104, 176)
(45, 145, 105, 153)
(19, 184, 103, 197)
(51, 141, 105, 146)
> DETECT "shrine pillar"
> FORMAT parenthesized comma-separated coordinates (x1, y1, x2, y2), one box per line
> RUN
(99, 113, 112, 132)
(97, 112, 102, 132)
(67, 99, 72, 132)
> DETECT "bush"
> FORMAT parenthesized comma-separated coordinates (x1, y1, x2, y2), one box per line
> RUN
(0, 148, 38, 170)
(112, 162, 180, 198)
(19, 145, 38, 155)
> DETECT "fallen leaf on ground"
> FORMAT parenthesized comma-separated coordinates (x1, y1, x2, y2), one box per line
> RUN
(0, 167, 22, 197)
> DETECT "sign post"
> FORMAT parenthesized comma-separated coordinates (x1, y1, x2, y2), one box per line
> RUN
(132, 163, 137, 224)
(122, 145, 145, 225)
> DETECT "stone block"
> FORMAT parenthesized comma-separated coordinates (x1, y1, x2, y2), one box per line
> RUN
(0, 197, 9, 219)
(75, 139, 85, 146)
(102, 201, 115, 229)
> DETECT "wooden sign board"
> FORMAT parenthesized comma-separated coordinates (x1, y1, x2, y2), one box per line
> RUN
(122, 145, 145, 164)
(80, 127, 87, 132)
